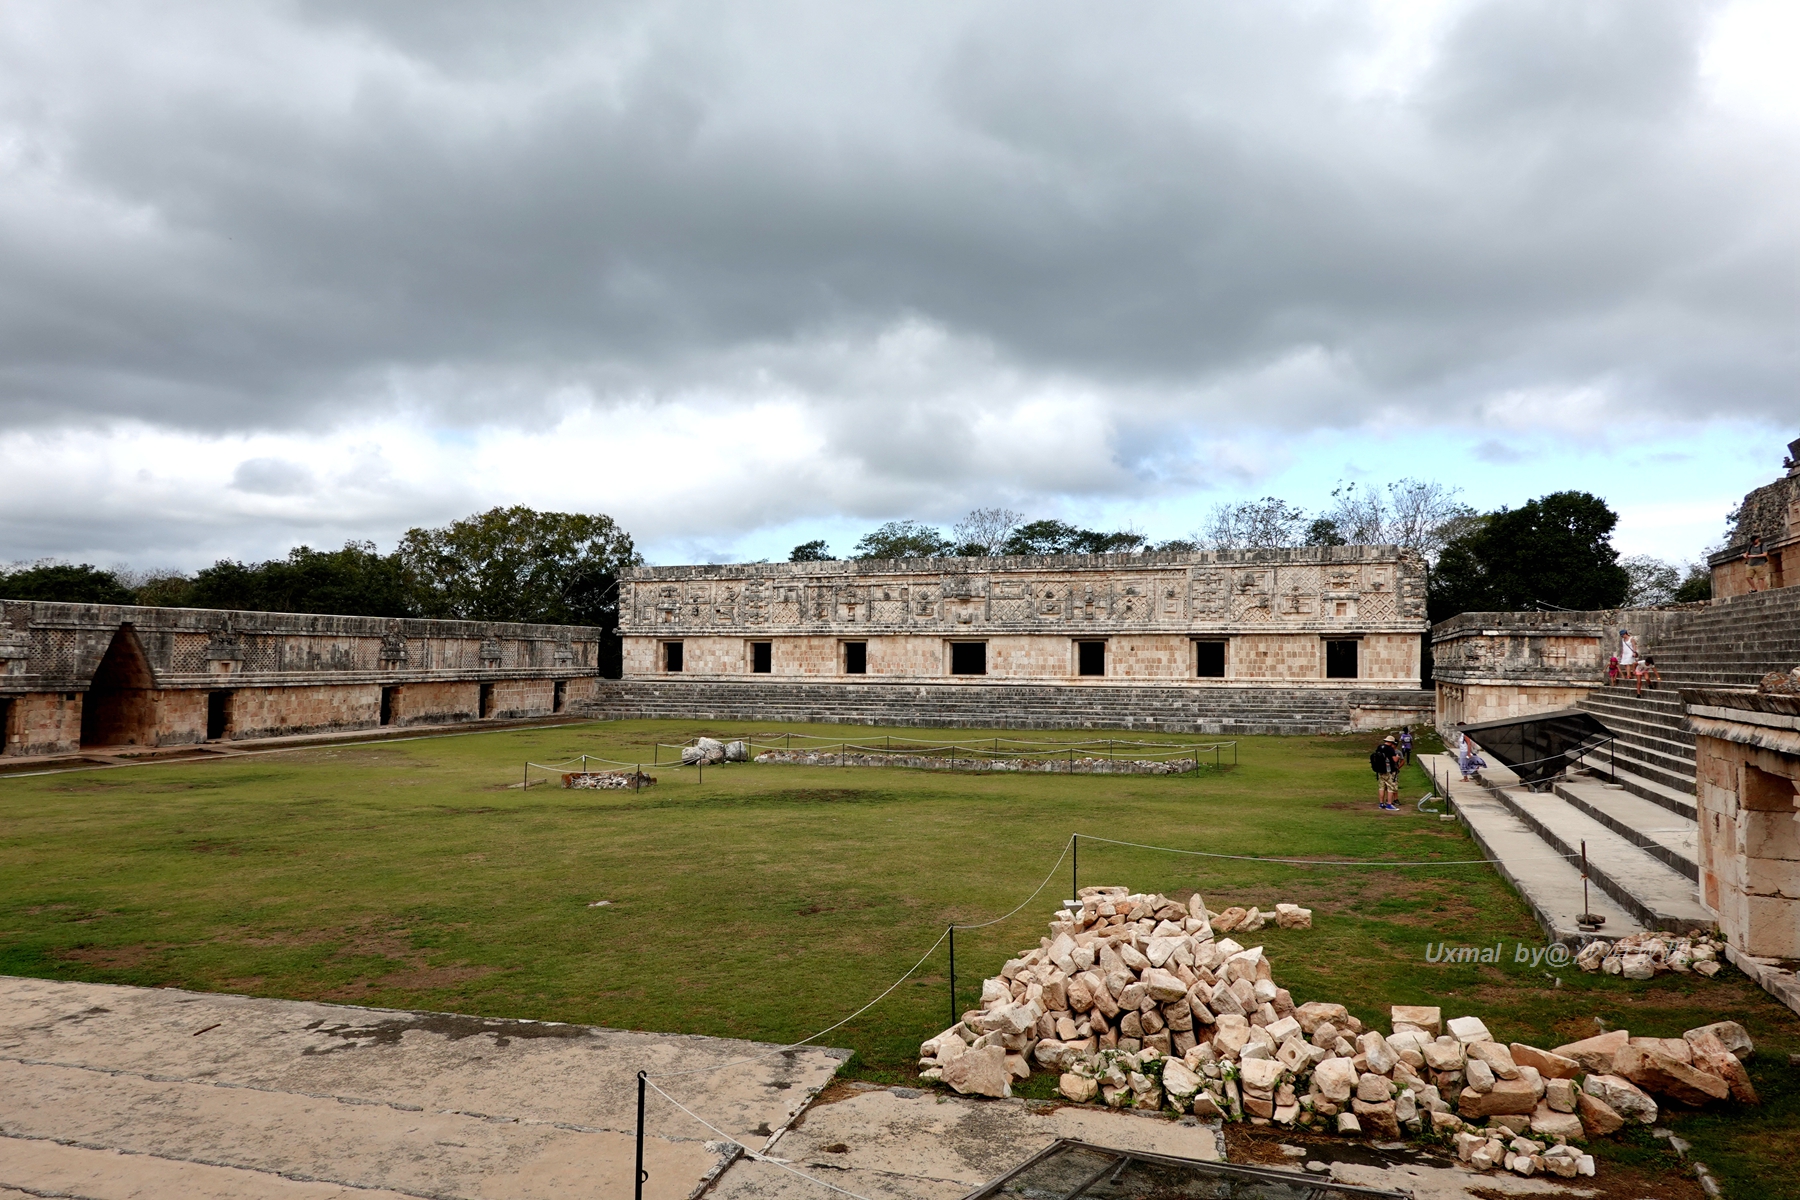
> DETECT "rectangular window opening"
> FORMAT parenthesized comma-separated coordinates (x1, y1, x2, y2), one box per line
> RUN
(843, 641, 867, 675)
(379, 686, 398, 726)
(664, 642, 684, 673)
(206, 690, 233, 741)
(950, 642, 987, 676)
(751, 641, 773, 674)
(1325, 639, 1359, 679)
(553, 680, 567, 713)
(1077, 641, 1106, 676)
(1195, 641, 1226, 678)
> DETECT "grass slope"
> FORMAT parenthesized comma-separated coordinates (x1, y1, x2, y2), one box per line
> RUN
(2, 718, 1795, 1193)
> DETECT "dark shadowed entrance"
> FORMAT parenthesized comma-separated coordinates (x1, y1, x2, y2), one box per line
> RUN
(80, 624, 159, 747)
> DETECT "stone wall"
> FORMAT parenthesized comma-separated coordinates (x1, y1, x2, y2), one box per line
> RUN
(0, 601, 602, 756)
(1685, 689, 1800, 959)
(1708, 447, 1800, 599)
(619, 547, 1428, 692)
(1430, 607, 1702, 734)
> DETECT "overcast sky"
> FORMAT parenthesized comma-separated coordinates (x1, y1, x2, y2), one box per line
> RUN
(2, 0, 1794, 570)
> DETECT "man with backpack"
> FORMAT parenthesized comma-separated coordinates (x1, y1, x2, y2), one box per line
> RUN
(1371, 735, 1402, 811)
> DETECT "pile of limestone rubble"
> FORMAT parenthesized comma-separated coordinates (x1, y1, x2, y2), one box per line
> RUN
(1575, 930, 1726, 978)
(918, 886, 1758, 1181)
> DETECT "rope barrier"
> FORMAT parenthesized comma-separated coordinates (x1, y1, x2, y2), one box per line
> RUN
(1073, 832, 1580, 868)
(951, 835, 1074, 929)
(644, 1079, 878, 1200)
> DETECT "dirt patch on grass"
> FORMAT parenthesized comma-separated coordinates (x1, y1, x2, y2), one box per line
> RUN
(365, 964, 498, 991)
(59, 944, 172, 970)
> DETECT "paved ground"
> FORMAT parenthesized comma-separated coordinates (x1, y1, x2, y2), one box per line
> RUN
(0, 976, 1621, 1200)
(0, 976, 844, 1200)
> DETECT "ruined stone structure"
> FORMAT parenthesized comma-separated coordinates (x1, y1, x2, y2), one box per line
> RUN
(1710, 436, 1800, 599)
(1686, 689, 1800, 961)
(582, 547, 1433, 733)
(0, 601, 603, 757)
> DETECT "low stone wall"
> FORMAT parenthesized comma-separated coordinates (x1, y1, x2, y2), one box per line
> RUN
(578, 679, 1432, 735)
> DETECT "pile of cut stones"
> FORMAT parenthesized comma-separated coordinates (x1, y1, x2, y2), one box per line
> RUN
(1575, 930, 1726, 978)
(681, 737, 750, 764)
(918, 886, 1759, 1181)
(562, 770, 655, 790)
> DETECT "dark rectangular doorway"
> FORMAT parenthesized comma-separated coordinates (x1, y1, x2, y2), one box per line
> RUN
(751, 642, 772, 673)
(950, 642, 986, 676)
(1077, 641, 1106, 676)
(843, 642, 867, 674)
(0, 697, 12, 755)
(479, 683, 496, 718)
(553, 680, 567, 712)
(664, 642, 684, 672)
(1195, 641, 1226, 678)
(380, 686, 398, 726)
(1326, 639, 1359, 679)
(206, 691, 232, 741)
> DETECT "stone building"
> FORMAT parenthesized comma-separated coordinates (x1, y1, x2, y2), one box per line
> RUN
(1686, 688, 1800, 962)
(585, 547, 1433, 733)
(0, 601, 603, 758)
(1710, 436, 1800, 599)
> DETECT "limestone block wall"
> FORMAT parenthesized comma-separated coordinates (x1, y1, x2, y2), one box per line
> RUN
(1435, 682, 1600, 730)
(619, 546, 1428, 692)
(4, 692, 82, 757)
(1709, 467, 1799, 599)
(1685, 690, 1800, 959)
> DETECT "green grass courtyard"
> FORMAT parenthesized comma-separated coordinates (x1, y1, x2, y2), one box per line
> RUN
(2, 718, 1796, 1194)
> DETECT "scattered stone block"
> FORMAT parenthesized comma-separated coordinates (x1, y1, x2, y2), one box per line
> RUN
(1446, 1016, 1492, 1044)
(1509, 1042, 1579, 1079)
(1528, 1102, 1584, 1141)
(1583, 1074, 1657, 1124)
(1390, 1005, 1441, 1036)
(1456, 1079, 1537, 1117)
(1685, 1021, 1753, 1061)
(942, 1045, 1010, 1097)
(1552, 1029, 1629, 1074)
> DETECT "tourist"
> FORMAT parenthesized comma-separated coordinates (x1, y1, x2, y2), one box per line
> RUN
(1636, 656, 1663, 695)
(1606, 654, 1621, 687)
(1455, 724, 1484, 782)
(1371, 735, 1401, 810)
(1399, 725, 1414, 764)
(1743, 536, 1770, 592)
(1618, 629, 1639, 677)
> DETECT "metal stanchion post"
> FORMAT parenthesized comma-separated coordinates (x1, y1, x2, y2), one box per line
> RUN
(635, 1071, 647, 1200)
(1072, 834, 1078, 901)
(948, 926, 956, 1028)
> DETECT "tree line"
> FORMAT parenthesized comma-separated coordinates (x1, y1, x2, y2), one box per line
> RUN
(0, 507, 642, 631)
(791, 480, 1714, 621)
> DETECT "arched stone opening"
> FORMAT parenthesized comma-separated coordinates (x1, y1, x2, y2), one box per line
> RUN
(80, 624, 159, 748)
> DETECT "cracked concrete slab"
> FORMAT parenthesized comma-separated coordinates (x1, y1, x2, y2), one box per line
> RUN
(0, 976, 847, 1200)
(707, 1084, 1221, 1200)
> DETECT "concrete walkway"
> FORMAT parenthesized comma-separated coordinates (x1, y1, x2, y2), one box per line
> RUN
(0, 976, 845, 1200)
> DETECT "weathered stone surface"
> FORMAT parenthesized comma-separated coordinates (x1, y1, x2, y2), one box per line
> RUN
(1583, 1074, 1657, 1124)
(1455, 1079, 1537, 1117)
(1142, 968, 1187, 1003)
(1575, 1091, 1624, 1135)
(1358, 1031, 1397, 1076)
(942, 1045, 1010, 1098)
(1529, 1103, 1585, 1140)
(1390, 1005, 1442, 1035)
(1294, 1002, 1348, 1034)
(1422, 1036, 1465, 1071)
(1446, 1016, 1492, 1044)
(1685, 1020, 1753, 1061)
(1336, 1112, 1361, 1135)
(1240, 1057, 1284, 1092)
(1274, 903, 1312, 929)
(1613, 1044, 1730, 1107)
(1355, 1073, 1392, 1104)
(1059, 1073, 1098, 1102)
(1544, 1077, 1576, 1113)
(1313, 1057, 1357, 1104)
(1552, 1029, 1629, 1074)
(1509, 1043, 1579, 1080)
(1694, 1048, 1759, 1104)
(1466, 1040, 1519, 1080)
(1191, 1090, 1225, 1118)
(1464, 1058, 1495, 1093)
(1352, 1098, 1400, 1139)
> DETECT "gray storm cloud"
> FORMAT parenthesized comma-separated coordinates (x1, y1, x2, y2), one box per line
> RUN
(0, 0, 1793, 562)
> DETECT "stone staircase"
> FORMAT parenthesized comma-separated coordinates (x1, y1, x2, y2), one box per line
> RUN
(579, 680, 1434, 735)
(1444, 586, 1800, 943)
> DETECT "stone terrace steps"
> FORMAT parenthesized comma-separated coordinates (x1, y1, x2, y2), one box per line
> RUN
(1552, 776, 1699, 881)
(581, 681, 1434, 736)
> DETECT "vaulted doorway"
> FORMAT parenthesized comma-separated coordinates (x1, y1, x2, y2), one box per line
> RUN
(80, 624, 159, 748)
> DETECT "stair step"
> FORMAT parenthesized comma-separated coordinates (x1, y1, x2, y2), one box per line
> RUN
(1481, 775, 1709, 933)
(1419, 754, 1649, 944)
(1553, 778, 1699, 880)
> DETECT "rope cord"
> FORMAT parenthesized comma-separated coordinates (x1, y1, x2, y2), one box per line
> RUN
(644, 1079, 877, 1200)
(952, 835, 1074, 929)
(1074, 832, 1579, 868)
(647, 926, 950, 1080)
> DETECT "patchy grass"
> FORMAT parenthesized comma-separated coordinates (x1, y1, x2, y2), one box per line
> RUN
(1, 717, 1795, 1194)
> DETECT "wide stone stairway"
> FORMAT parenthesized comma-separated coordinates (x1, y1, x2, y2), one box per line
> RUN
(1439, 587, 1800, 944)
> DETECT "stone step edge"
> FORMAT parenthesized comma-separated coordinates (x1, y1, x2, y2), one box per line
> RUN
(1552, 780, 1699, 882)
(1481, 780, 1698, 933)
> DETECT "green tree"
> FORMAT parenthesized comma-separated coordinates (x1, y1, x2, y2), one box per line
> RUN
(1428, 491, 1630, 621)
(1306, 518, 1347, 547)
(1000, 520, 1143, 556)
(397, 507, 640, 627)
(1674, 567, 1713, 603)
(186, 542, 416, 617)
(851, 521, 951, 560)
(0, 562, 136, 604)
(789, 539, 832, 562)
